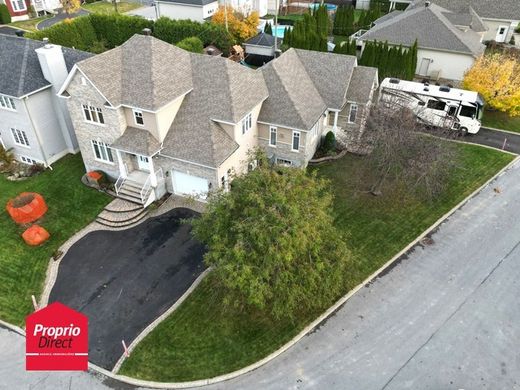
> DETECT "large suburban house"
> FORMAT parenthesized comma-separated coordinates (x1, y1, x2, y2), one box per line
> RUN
(58, 31, 378, 206)
(358, 1, 486, 81)
(0, 35, 91, 166)
(155, 0, 219, 22)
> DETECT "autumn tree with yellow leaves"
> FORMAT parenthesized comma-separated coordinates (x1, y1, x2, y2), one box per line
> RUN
(212, 6, 259, 43)
(463, 53, 520, 117)
(60, 0, 81, 14)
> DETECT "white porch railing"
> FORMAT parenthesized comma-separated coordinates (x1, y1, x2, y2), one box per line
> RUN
(115, 175, 126, 196)
(140, 175, 152, 204)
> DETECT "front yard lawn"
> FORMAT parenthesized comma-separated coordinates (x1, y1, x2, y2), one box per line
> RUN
(120, 143, 514, 382)
(9, 16, 51, 32)
(482, 109, 520, 133)
(82, 1, 143, 14)
(0, 154, 110, 325)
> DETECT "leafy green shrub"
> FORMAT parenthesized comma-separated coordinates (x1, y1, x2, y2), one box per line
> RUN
(0, 4, 11, 24)
(176, 36, 204, 53)
(85, 0, 98, 3)
(323, 131, 336, 153)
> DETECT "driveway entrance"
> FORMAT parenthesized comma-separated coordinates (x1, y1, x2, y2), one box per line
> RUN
(49, 208, 205, 370)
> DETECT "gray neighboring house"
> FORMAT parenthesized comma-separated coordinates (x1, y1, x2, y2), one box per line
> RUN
(243, 32, 282, 66)
(0, 35, 91, 166)
(359, 2, 486, 81)
(59, 33, 378, 206)
(408, 0, 520, 43)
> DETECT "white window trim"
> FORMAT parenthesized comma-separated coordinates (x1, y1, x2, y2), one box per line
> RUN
(348, 104, 358, 124)
(91, 140, 114, 164)
(0, 95, 16, 111)
(82, 103, 105, 126)
(19, 155, 38, 165)
(11, 128, 30, 148)
(291, 131, 301, 152)
(269, 126, 277, 147)
(133, 109, 144, 126)
(10, 0, 26, 12)
(241, 112, 252, 135)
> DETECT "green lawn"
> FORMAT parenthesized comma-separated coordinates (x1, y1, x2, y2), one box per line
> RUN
(0, 154, 110, 325)
(120, 143, 514, 382)
(9, 16, 51, 32)
(82, 1, 143, 14)
(482, 109, 520, 133)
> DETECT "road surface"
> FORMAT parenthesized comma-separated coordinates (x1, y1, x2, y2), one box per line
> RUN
(2, 160, 520, 389)
(467, 127, 520, 154)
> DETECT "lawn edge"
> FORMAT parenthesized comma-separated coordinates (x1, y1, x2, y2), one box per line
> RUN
(112, 267, 212, 373)
(84, 154, 519, 388)
(481, 126, 520, 136)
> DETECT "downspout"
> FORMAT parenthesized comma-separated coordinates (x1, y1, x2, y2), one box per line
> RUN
(22, 97, 51, 169)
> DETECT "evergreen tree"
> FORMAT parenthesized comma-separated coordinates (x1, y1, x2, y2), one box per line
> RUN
(264, 22, 273, 35)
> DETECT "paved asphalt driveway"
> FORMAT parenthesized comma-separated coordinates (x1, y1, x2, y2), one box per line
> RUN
(49, 208, 205, 370)
(37, 9, 89, 30)
(466, 127, 520, 154)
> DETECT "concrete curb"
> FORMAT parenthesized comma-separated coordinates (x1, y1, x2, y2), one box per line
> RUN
(0, 318, 25, 336)
(81, 157, 520, 388)
(451, 137, 518, 156)
(482, 126, 520, 136)
(112, 268, 212, 373)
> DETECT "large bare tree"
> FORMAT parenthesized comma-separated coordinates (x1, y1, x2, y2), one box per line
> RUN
(362, 102, 458, 199)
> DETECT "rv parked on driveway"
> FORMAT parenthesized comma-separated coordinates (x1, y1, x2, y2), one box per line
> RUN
(379, 78, 484, 135)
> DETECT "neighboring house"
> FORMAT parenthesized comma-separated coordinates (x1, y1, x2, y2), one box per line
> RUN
(58, 32, 378, 205)
(0, 0, 61, 21)
(358, 1, 486, 81)
(408, 0, 520, 43)
(221, 0, 268, 17)
(0, 35, 91, 166)
(243, 32, 282, 66)
(156, 0, 218, 22)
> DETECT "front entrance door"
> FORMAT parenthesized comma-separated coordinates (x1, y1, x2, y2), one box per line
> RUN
(496, 25, 509, 42)
(137, 155, 150, 171)
(418, 58, 431, 76)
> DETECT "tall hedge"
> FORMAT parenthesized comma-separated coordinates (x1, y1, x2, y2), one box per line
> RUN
(359, 39, 418, 80)
(26, 14, 233, 55)
(27, 16, 97, 51)
(0, 4, 11, 24)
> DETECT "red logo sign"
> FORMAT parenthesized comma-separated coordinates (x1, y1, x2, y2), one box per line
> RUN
(26, 302, 88, 371)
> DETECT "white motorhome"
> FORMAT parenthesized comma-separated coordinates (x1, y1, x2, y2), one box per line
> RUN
(379, 78, 484, 135)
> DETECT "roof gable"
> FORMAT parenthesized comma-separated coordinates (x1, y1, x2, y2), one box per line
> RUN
(0, 35, 91, 98)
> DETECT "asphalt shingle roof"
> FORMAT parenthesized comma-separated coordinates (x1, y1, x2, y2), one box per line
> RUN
(110, 127, 162, 156)
(360, 3, 485, 56)
(258, 48, 359, 130)
(77, 35, 193, 111)
(346, 66, 378, 103)
(410, 0, 520, 21)
(157, 0, 216, 5)
(0, 35, 91, 98)
(244, 33, 282, 47)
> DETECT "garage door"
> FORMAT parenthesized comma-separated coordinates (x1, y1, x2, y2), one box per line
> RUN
(172, 171, 209, 199)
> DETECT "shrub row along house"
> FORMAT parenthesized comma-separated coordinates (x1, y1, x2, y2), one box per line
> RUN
(54, 30, 377, 205)
(358, 0, 520, 81)
(0, 35, 91, 166)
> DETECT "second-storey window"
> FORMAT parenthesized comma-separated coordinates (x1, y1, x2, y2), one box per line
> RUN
(133, 109, 144, 126)
(348, 104, 358, 123)
(0, 95, 16, 110)
(91, 140, 113, 163)
(11, 128, 30, 147)
(269, 126, 277, 146)
(292, 131, 300, 152)
(10, 0, 26, 11)
(241, 113, 252, 134)
(83, 104, 105, 124)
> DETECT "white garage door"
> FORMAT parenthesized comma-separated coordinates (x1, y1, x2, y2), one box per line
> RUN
(172, 171, 209, 199)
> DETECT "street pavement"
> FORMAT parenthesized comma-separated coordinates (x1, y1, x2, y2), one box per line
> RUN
(467, 127, 520, 154)
(2, 159, 520, 389)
